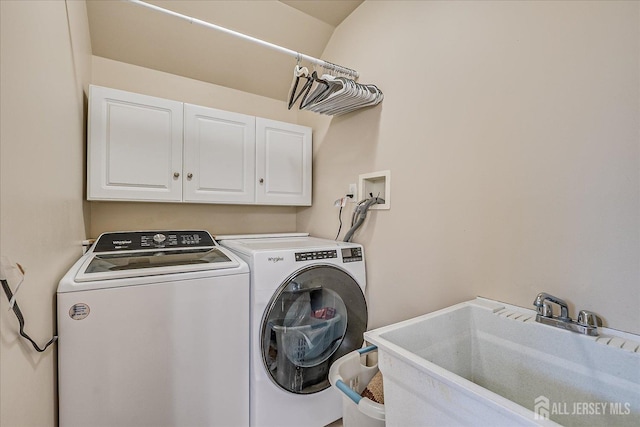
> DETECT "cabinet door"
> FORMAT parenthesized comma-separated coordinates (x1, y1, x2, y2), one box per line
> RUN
(256, 118, 312, 206)
(87, 85, 183, 202)
(183, 104, 256, 204)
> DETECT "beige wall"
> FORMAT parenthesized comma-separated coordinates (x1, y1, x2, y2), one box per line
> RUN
(1, 1, 638, 425)
(0, 1, 91, 425)
(89, 56, 298, 237)
(299, 0, 640, 333)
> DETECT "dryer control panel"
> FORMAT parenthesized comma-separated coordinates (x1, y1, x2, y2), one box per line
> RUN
(341, 247, 363, 263)
(293, 247, 363, 263)
(295, 250, 337, 261)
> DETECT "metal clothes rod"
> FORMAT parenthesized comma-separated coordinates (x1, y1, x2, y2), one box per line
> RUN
(125, 0, 360, 79)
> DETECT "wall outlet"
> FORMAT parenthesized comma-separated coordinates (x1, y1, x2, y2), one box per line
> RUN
(348, 183, 357, 201)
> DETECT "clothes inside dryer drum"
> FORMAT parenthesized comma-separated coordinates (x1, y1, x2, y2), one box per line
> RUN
(273, 289, 347, 367)
(261, 265, 367, 394)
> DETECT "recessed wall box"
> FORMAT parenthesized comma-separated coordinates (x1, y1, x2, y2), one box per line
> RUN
(358, 170, 390, 210)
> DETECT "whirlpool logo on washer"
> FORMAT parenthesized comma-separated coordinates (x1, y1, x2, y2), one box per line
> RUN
(69, 303, 90, 320)
(268, 256, 285, 263)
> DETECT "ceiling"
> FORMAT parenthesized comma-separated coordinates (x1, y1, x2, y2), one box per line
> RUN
(279, 1, 363, 27)
(86, 0, 364, 101)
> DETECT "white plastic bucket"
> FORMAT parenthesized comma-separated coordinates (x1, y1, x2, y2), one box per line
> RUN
(329, 345, 385, 427)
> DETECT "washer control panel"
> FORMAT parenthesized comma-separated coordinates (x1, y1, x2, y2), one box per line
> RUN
(94, 230, 214, 252)
(295, 250, 337, 262)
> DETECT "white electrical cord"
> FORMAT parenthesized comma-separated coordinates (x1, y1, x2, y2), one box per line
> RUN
(1, 257, 57, 352)
(1, 256, 24, 308)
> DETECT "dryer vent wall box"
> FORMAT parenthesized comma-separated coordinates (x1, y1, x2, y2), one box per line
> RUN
(359, 170, 390, 210)
(87, 85, 312, 206)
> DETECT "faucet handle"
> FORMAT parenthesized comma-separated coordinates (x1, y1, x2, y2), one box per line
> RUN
(541, 301, 554, 318)
(577, 310, 602, 328)
(533, 292, 550, 308)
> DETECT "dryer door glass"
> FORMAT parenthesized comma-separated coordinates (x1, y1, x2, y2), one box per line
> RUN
(261, 265, 367, 394)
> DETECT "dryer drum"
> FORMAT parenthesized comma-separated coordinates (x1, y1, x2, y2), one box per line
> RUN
(261, 264, 367, 394)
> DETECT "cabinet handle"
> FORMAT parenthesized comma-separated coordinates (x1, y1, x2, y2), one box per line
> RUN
(187, 173, 193, 180)
(173, 172, 180, 179)
(259, 178, 264, 184)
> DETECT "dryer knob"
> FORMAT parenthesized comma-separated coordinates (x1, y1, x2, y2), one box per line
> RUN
(153, 233, 166, 244)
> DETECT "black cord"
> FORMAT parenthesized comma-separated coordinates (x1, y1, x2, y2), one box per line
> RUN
(1, 279, 57, 352)
(335, 205, 343, 240)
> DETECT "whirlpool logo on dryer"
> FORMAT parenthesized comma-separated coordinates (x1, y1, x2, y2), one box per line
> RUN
(268, 256, 285, 263)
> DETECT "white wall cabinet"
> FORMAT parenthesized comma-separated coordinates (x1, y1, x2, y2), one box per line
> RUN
(256, 118, 312, 206)
(183, 104, 256, 204)
(88, 85, 312, 206)
(88, 86, 184, 202)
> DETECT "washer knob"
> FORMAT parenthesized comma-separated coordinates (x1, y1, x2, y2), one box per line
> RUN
(153, 233, 166, 244)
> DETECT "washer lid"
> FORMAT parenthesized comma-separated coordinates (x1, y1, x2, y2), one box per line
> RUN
(75, 247, 239, 282)
(74, 230, 240, 282)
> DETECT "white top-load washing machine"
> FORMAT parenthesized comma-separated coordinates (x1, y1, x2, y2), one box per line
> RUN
(57, 230, 250, 427)
(217, 233, 368, 427)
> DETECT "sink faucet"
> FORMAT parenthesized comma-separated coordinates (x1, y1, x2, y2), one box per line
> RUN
(533, 292, 570, 321)
(532, 292, 602, 336)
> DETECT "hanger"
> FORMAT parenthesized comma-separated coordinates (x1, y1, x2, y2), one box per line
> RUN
(287, 57, 310, 110)
(329, 81, 382, 115)
(306, 76, 379, 115)
(305, 75, 346, 113)
(287, 59, 383, 115)
(299, 71, 331, 110)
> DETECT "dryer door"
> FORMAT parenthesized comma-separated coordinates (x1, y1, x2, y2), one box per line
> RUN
(261, 264, 367, 394)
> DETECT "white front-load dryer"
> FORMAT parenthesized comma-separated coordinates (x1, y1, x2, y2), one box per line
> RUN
(218, 233, 367, 427)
